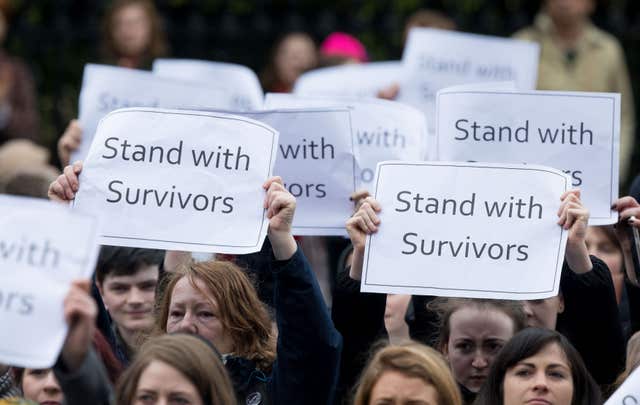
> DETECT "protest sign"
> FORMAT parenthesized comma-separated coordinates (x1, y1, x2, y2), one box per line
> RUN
(0, 195, 100, 368)
(265, 93, 427, 190)
(241, 109, 356, 235)
(75, 64, 236, 161)
(152, 59, 263, 110)
(605, 366, 640, 404)
(74, 108, 278, 253)
(293, 61, 402, 99)
(437, 89, 620, 225)
(361, 161, 569, 299)
(398, 28, 539, 134)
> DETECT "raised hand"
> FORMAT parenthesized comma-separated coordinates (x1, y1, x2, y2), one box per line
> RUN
(558, 189, 592, 274)
(48, 161, 82, 203)
(263, 176, 297, 260)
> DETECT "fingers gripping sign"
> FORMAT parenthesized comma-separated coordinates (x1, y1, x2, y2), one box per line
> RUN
(48, 161, 83, 203)
(558, 189, 592, 274)
(346, 196, 382, 281)
(263, 176, 298, 260)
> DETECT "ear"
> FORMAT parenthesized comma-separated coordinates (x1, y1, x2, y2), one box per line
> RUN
(557, 292, 565, 314)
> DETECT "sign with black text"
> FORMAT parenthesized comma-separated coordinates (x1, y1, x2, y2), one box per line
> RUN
(361, 161, 569, 299)
(398, 28, 539, 134)
(75, 64, 236, 161)
(0, 196, 100, 367)
(265, 93, 427, 190)
(243, 109, 357, 235)
(74, 108, 278, 253)
(437, 89, 620, 225)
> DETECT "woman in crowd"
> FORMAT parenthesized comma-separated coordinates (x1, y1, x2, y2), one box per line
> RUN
(18, 369, 62, 405)
(473, 328, 601, 405)
(115, 334, 235, 405)
(260, 32, 317, 93)
(353, 342, 461, 405)
(428, 298, 527, 403)
(101, 0, 168, 69)
(49, 165, 343, 405)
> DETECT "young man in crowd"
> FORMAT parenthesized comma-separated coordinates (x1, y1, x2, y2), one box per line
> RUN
(94, 246, 164, 364)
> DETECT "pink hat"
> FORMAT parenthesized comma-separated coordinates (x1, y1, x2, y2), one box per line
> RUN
(320, 32, 368, 63)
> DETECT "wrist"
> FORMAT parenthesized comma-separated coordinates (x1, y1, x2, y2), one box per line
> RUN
(565, 241, 592, 274)
(268, 231, 297, 260)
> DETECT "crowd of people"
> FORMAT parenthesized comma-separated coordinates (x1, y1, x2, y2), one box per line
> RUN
(2, 0, 640, 404)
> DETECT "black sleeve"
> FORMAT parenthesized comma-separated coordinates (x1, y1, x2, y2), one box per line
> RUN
(53, 349, 113, 405)
(556, 255, 625, 386)
(331, 258, 387, 404)
(625, 279, 640, 336)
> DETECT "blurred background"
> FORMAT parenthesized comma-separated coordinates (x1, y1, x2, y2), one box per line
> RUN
(5, 0, 640, 183)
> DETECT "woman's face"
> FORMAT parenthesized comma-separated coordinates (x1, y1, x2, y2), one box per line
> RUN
(586, 226, 624, 303)
(134, 360, 203, 405)
(21, 368, 63, 405)
(444, 306, 515, 393)
(275, 34, 317, 87)
(112, 3, 152, 57)
(503, 342, 574, 405)
(166, 276, 235, 354)
(369, 370, 439, 405)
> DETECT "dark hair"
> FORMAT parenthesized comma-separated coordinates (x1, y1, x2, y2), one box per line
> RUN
(474, 328, 602, 405)
(428, 298, 527, 351)
(95, 246, 164, 285)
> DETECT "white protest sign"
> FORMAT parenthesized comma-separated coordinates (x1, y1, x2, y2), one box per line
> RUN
(294, 61, 402, 98)
(74, 108, 278, 253)
(152, 59, 263, 110)
(398, 28, 539, 134)
(361, 162, 569, 299)
(605, 366, 640, 404)
(240, 109, 356, 235)
(265, 93, 427, 190)
(437, 89, 620, 225)
(75, 64, 236, 161)
(0, 195, 100, 368)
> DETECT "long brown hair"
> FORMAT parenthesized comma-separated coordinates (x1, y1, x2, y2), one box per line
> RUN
(101, 0, 168, 65)
(115, 334, 236, 405)
(353, 342, 462, 405)
(156, 260, 276, 371)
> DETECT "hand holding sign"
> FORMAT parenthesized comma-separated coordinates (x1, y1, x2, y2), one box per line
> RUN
(48, 162, 82, 203)
(558, 189, 592, 275)
(360, 162, 569, 299)
(264, 176, 298, 260)
(345, 196, 381, 281)
(74, 108, 279, 254)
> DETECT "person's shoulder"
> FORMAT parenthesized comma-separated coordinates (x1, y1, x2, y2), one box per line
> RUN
(587, 24, 625, 55)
